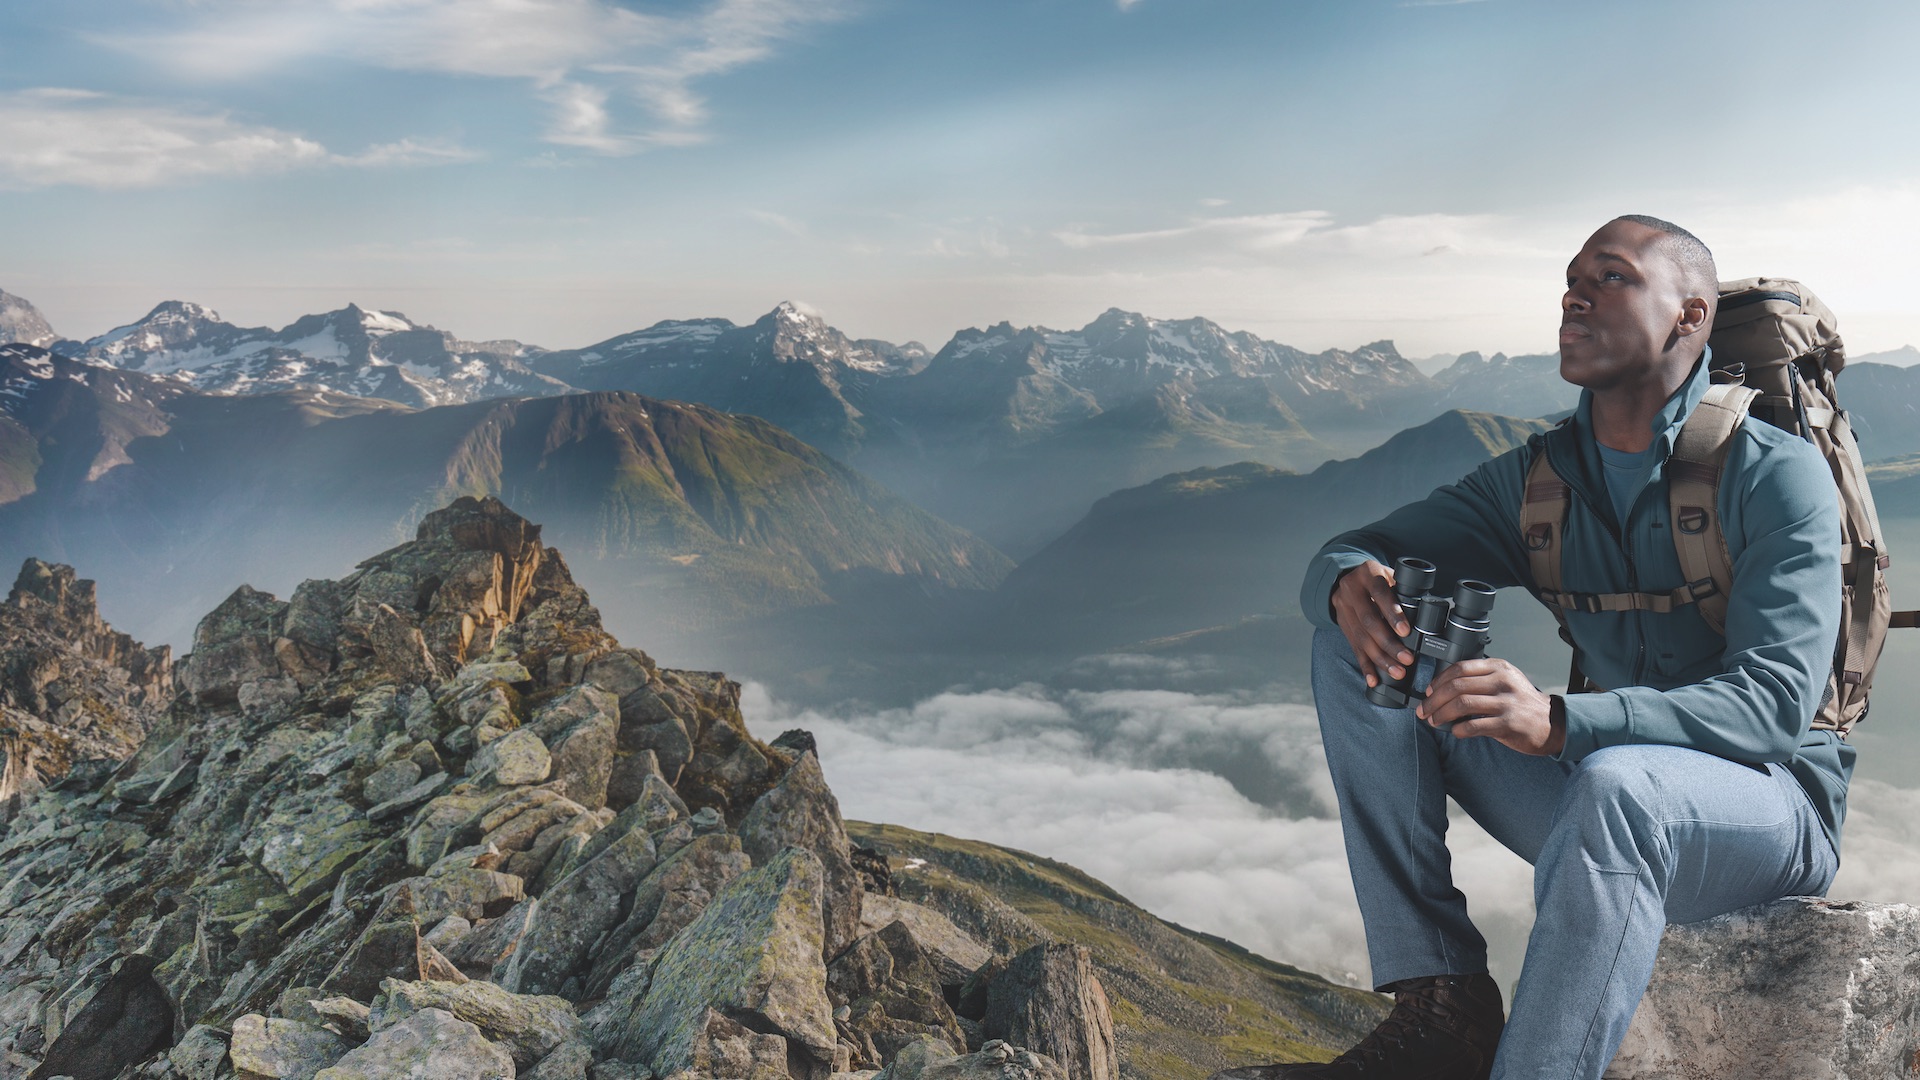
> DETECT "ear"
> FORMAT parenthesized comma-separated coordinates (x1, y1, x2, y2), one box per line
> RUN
(1674, 294, 1711, 339)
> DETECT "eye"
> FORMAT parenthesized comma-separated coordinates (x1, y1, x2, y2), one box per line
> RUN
(1603, 270, 1625, 282)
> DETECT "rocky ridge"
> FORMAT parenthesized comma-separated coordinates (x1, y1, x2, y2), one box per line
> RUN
(0, 497, 1121, 1080)
(0, 558, 171, 819)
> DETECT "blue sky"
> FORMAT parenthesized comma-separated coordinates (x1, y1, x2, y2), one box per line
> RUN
(4, 0, 1918, 356)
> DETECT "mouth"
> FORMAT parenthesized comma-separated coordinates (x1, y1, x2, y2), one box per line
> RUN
(1558, 322, 1590, 344)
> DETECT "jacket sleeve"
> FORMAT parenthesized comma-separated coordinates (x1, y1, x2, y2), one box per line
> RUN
(1557, 434, 1842, 764)
(1300, 442, 1538, 630)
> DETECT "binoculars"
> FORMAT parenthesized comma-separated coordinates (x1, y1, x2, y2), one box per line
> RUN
(1364, 557, 1497, 709)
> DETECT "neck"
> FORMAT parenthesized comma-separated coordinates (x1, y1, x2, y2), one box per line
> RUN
(1588, 354, 1695, 452)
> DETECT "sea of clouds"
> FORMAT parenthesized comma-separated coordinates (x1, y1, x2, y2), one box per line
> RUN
(742, 672, 1920, 993)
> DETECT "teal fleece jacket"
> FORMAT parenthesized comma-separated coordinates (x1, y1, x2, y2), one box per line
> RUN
(1302, 358, 1851, 850)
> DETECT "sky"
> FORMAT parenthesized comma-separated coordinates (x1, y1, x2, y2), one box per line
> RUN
(5, 0, 1920, 357)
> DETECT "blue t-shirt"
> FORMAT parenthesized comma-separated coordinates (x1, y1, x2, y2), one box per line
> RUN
(1597, 441, 1658, 527)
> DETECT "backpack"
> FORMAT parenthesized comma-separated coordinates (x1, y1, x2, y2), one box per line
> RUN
(1519, 277, 1910, 736)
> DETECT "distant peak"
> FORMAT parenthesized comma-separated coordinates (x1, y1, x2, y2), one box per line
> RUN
(772, 300, 825, 323)
(139, 300, 223, 324)
(1355, 339, 1399, 356)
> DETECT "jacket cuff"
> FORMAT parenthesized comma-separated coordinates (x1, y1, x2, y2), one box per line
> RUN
(1554, 690, 1630, 761)
(1301, 548, 1378, 631)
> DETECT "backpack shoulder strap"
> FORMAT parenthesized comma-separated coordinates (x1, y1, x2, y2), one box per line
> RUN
(1521, 443, 1597, 691)
(1667, 382, 1761, 636)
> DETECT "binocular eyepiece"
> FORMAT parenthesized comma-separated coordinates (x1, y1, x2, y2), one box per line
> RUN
(1364, 556, 1497, 709)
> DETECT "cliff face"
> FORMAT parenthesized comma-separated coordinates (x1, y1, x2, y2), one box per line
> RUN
(0, 558, 171, 817)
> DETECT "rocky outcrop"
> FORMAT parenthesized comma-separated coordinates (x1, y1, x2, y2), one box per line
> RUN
(1606, 897, 1920, 1080)
(0, 559, 171, 817)
(0, 497, 1120, 1080)
(982, 945, 1118, 1080)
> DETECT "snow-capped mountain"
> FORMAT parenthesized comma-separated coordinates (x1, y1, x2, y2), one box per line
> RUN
(533, 301, 925, 455)
(61, 301, 571, 409)
(0, 290, 59, 349)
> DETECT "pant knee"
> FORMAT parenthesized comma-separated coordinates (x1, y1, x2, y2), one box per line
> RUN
(1546, 747, 1669, 865)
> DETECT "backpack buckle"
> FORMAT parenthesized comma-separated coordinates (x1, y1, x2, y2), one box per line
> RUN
(1685, 577, 1718, 602)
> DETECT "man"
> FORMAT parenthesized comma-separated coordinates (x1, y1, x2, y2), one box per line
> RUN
(1216, 216, 1847, 1080)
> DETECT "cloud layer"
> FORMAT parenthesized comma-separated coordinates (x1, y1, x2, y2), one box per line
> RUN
(744, 681, 1920, 993)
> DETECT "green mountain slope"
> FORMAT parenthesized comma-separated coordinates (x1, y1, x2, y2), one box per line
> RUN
(849, 821, 1387, 1080)
(989, 410, 1554, 654)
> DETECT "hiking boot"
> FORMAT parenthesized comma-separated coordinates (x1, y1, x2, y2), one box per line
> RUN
(1208, 972, 1504, 1079)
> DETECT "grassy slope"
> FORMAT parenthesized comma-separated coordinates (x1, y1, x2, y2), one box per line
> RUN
(848, 821, 1386, 1080)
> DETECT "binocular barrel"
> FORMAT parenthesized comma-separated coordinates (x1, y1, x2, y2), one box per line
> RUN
(1363, 557, 1496, 709)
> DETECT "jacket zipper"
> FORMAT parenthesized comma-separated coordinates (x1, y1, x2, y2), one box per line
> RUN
(1552, 438, 1651, 686)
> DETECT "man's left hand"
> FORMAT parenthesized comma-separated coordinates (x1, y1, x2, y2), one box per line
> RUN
(1416, 657, 1565, 756)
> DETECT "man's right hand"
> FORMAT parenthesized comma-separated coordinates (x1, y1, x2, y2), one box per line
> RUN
(1331, 560, 1415, 689)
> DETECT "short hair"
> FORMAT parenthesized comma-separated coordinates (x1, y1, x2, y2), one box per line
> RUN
(1612, 214, 1717, 298)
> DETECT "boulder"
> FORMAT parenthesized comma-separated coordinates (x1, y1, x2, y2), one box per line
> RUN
(828, 920, 969, 1069)
(475, 727, 551, 786)
(1606, 897, 1920, 1080)
(740, 750, 862, 961)
(179, 584, 287, 706)
(584, 832, 751, 998)
(376, 977, 579, 1068)
(313, 1006, 515, 1080)
(230, 1013, 352, 1080)
(859, 896, 992, 993)
(498, 826, 659, 996)
(878, 1037, 1067, 1080)
(169, 1024, 230, 1080)
(598, 847, 836, 1076)
(525, 686, 619, 810)
(982, 944, 1118, 1080)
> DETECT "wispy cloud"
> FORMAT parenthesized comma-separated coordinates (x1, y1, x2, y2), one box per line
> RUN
(747, 208, 809, 237)
(1055, 211, 1334, 251)
(102, 0, 854, 155)
(0, 89, 472, 190)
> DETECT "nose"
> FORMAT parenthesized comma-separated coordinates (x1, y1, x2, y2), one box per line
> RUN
(1562, 286, 1590, 315)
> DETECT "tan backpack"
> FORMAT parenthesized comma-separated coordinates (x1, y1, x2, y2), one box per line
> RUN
(1520, 277, 1911, 735)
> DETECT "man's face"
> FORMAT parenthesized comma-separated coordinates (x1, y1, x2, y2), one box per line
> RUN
(1558, 220, 1694, 392)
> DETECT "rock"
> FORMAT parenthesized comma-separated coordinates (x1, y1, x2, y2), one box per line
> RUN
(413, 868, 526, 925)
(498, 826, 659, 996)
(583, 833, 751, 999)
(475, 728, 551, 786)
(828, 921, 969, 1069)
(27, 954, 173, 1080)
(443, 901, 537, 980)
(852, 845, 894, 898)
(308, 997, 373, 1041)
(377, 977, 579, 1068)
(1606, 897, 1920, 1080)
(526, 1037, 595, 1080)
(878, 1037, 1067, 1080)
(597, 847, 836, 1076)
(525, 686, 618, 809)
(859, 897, 992, 994)
(168, 1025, 229, 1080)
(321, 887, 425, 1001)
(313, 1006, 514, 1080)
(418, 939, 469, 983)
(741, 751, 863, 962)
(363, 759, 423, 805)
(230, 1013, 352, 1080)
(367, 771, 449, 821)
(982, 945, 1117, 1080)
(179, 583, 287, 706)
(617, 705, 693, 788)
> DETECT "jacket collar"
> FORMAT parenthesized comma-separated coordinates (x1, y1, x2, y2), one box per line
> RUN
(1550, 347, 1712, 531)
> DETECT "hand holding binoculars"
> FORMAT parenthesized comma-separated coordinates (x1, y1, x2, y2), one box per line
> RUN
(1364, 556, 1497, 709)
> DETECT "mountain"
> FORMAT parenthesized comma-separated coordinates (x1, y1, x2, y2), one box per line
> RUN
(0, 499, 1383, 1079)
(0, 289, 58, 348)
(533, 301, 921, 458)
(989, 410, 1558, 657)
(1432, 351, 1575, 419)
(1852, 345, 1920, 367)
(0, 344, 1010, 657)
(1838, 362, 1920, 461)
(59, 300, 571, 408)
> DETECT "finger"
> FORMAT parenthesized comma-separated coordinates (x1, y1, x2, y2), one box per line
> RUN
(1343, 633, 1379, 687)
(1368, 586, 1411, 637)
(1362, 619, 1414, 670)
(1446, 714, 1505, 740)
(1429, 694, 1502, 728)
